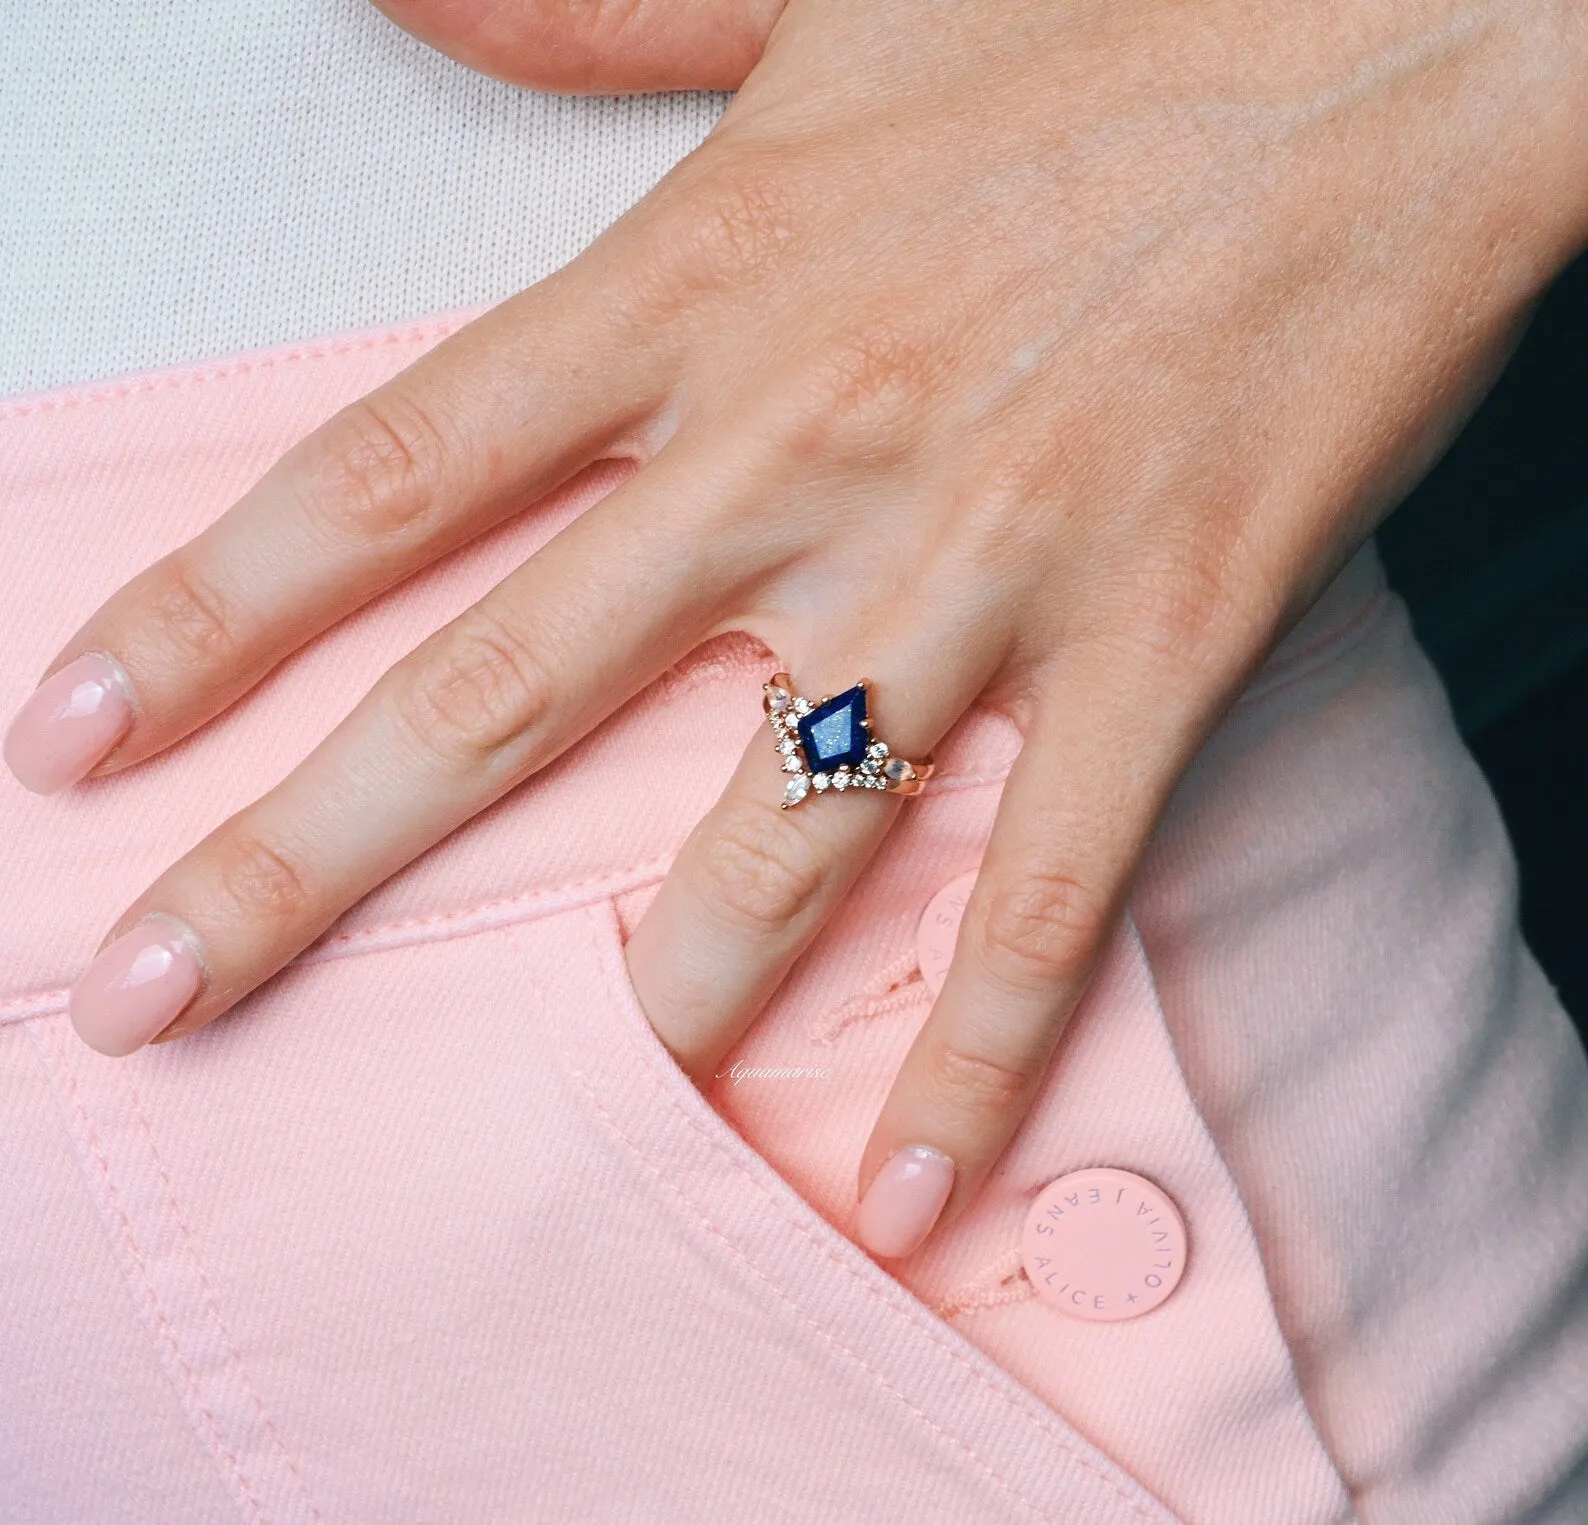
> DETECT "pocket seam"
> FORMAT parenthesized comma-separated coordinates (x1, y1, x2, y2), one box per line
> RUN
(23, 1013, 325, 1525)
(0, 315, 478, 424)
(566, 897, 1178, 1525)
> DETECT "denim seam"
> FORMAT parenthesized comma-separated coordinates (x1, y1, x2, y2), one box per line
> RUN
(573, 898, 1176, 1525)
(0, 314, 481, 424)
(24, 1015, 325, 1524)
(1124, 926, 1362, 1522)
(0, 762, 1016, 1021)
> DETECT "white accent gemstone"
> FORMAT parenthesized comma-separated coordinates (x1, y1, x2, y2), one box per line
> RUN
(782, 756, 804, 773)
(860, 758, 879, 775)
(812, 772, 830, 791)
(793, 698, 812, 716)
(868, 741, 889, 759)
(868, 776, 886, 788)
(766, 686, 790, 713)
(884, 757, 912, 782)
(784, 774, 809, 805)
(780, 738, 798, 755)
(833, 770, 850, 790)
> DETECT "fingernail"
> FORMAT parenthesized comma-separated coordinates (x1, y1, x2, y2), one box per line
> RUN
(855, 1145, 956, 1259)
(68, 915, 204, 1057)
(3, 652, 135, 794)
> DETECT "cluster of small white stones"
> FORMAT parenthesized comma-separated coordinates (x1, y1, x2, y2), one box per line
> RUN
(765, 683, 812, 807)
(807, 764, 890, 795)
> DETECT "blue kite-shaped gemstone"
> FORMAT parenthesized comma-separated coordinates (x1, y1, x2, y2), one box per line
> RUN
(797, 684, 869, 773)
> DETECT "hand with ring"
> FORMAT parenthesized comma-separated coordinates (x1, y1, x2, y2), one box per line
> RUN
(6, 0, 1587, 1259)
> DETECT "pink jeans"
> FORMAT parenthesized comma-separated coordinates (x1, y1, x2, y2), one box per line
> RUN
(2, 315, 1585, 1524)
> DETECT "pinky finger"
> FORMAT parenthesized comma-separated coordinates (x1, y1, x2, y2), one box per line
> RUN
(852, 650, 1209, 1259)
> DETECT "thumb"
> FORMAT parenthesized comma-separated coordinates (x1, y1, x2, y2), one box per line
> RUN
(370, 0, 786, 93)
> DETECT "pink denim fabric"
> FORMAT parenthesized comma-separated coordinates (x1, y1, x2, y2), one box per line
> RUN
(1, 316, 1585, 1525)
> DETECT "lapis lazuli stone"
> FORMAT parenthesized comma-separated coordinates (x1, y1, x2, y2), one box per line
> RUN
(797, 685, 869, 773)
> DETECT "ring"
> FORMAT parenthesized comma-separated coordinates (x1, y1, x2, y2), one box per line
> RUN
(762, 673, 934, 809)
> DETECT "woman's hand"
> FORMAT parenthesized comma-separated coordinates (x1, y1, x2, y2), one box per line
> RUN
(8, 0, 1585, 1259)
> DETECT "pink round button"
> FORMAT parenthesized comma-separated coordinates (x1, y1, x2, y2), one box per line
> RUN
(916, 870, 979, 997)
(1021, 1168, 1188, 1321)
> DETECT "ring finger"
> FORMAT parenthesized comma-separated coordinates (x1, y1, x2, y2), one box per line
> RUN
(624, 617, 1005, 1084)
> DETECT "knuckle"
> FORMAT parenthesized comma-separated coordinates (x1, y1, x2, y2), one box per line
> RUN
(691, 798, 829, 933)
(630, 161, 807, 313)
(389, 613, 553, 768)
(926, 1041, 1035, 1112)
(781, 315, 940, 462)
(1094, 508, 1266, 675)
(1123, 554, 1239, 667)
(562, 0, 648, 53)
(212, 830, 314, 923)
(145, 553, 240, 666)
(492, 0, 651, 89)
(975, 870, 1111, 991)
(306, 390, 457, 544)
(956, 438, 1066, 546)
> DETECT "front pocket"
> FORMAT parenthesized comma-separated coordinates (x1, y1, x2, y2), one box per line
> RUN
(549, 895, 1185, 1525)
(572, 891, 1363, 1525)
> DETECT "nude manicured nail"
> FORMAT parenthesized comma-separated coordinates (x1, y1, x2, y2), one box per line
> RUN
(3, 652, 135, 794)
(68, 916, 204, 1057)
(855, 1145, 956, 1259)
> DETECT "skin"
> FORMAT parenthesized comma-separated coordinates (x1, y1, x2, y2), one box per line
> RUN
(20, 0, 1588, 1253)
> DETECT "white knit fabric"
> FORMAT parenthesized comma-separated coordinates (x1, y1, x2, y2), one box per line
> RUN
(0, 1, 728, 394)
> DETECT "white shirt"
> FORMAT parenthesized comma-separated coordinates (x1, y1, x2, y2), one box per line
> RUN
(0, 0, 726, 393)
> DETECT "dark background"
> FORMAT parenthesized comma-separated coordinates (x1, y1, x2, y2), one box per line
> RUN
(1376, 248, 1586, 1043)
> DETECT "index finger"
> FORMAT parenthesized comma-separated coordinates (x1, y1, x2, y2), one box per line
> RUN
(61, 439, 742, 1058)
(2, 263, 669, 795)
